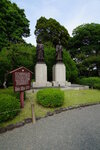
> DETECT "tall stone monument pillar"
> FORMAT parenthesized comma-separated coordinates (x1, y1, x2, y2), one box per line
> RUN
(52, 41, 70, 86)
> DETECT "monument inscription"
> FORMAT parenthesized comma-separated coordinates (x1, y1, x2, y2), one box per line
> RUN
(12, 68, 32, 92)
(15, 72, 30, 86)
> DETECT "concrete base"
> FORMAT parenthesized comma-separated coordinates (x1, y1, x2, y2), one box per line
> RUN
(52, 81, 71, 87)
(32, 62, 71, 88)
(35, 63, 47, 83)
(33, 63, 52, 88)
(61, 84, 89, 90)
(52, 63, 69, 86)
(29, 84, 89, 93)
(32, 81, 52, 88)
(53, 63, 66, 82)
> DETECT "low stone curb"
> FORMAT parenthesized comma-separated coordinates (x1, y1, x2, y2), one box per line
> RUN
(0, 102, 100, 134)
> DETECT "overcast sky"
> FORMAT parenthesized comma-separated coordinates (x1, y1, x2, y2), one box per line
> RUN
(11, 0, 100, 46)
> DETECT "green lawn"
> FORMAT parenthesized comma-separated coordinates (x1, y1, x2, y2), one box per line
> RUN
(0, 88, 100, 127)
(64, 90, 100, 107)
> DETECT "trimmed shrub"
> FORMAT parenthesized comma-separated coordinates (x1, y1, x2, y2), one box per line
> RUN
(37, 88, 64, 108)
(93, 83, 100, 90)
(0, 94, 20, 123)
(77, 77, 100, 89)
(0, 87, 26, 100)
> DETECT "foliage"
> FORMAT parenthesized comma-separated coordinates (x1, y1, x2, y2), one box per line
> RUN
(7, 43, 36, 71)
(63, 49, 78, 82)
(68, 23, 100, 77)
(0, 0, 30, 50)
(77, 77, 100, 89)
(0, 86, 26, 100)
(44, 43, 78, 82)
(0, 43, 36, 87)
(0, 87, 19, 98)
(35, 17, 70, 48)
(0, 94, 20, 123)
(37, 88, 64, 108)
(0, 48, 11, 86)
(93, 83, 100, 90)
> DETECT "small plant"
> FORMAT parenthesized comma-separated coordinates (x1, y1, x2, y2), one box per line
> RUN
(0, 94, 20, 123)
(37, 88, 64, 108)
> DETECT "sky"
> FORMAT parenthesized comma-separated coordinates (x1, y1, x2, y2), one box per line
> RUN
(11, 0, 100, 46)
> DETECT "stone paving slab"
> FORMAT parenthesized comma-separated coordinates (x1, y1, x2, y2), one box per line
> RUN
(0, 105, 100, 150)
(27, 84, 89, 93)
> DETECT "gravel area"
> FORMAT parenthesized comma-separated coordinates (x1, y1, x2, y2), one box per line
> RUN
(0, 104, 100, 150)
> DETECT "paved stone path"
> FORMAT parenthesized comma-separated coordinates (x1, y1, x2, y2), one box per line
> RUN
(0, 105, 100, 150)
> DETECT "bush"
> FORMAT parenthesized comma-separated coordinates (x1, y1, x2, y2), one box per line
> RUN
(0, 87, 26, 100)
(93, 83, 100, 90)
(77, 77, 100, 89)
(0, 94, 20, 123)
(37, 88, 64, 108)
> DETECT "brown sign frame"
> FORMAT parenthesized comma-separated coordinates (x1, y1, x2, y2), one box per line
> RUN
(10, 66, 33, 92)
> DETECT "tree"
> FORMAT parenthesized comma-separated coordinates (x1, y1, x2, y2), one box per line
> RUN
(0, 0, 30, 50)
(0, 43, 36, 87)
(68, 23, 100, 77)
(34, 17, 70, 48)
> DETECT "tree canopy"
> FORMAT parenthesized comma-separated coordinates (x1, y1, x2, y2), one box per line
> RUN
(34, 17, 70, 48)
(0, 43, 36, 87)
(68, 23, 100, 76)
(0, 0, 30, 50)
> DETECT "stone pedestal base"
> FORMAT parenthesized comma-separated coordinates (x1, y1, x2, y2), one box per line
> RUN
(35, 63, 47, 83)
(32, 63, 52, 88)
(52, 81, 71, 87)
(32, 81, 52, 88)
(53, 63, 66, 82)
(52, 63, 66, 86)
(52, 63, 71, 86)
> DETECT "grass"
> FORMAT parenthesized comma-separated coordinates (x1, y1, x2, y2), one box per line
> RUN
(0, 88, 100, 127)
(64, 89, 100, 107)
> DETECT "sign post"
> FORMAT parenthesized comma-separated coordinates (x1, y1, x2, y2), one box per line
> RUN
(20, 91, 24, 108)
(10, 66, 33, 108)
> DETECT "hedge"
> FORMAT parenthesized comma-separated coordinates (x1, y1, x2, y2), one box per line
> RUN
(37, 88, 64, 108)
(77, 77, 100, 89)
(0, 94, 20, 123)
(0, 87, 26, 100)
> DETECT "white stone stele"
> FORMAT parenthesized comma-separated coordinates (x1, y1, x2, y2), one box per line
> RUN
(32, 63, 52, 88)
(52, 63, 71, 86)
(52, 63, 66, 82)
(35, 63, 47, 83)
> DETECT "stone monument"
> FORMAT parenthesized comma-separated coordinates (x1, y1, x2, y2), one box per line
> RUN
(33, 39, 51, 87)
(52, 40, 70, 86)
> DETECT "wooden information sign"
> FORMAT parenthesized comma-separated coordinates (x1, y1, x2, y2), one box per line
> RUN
(10, 67, 33, 108)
